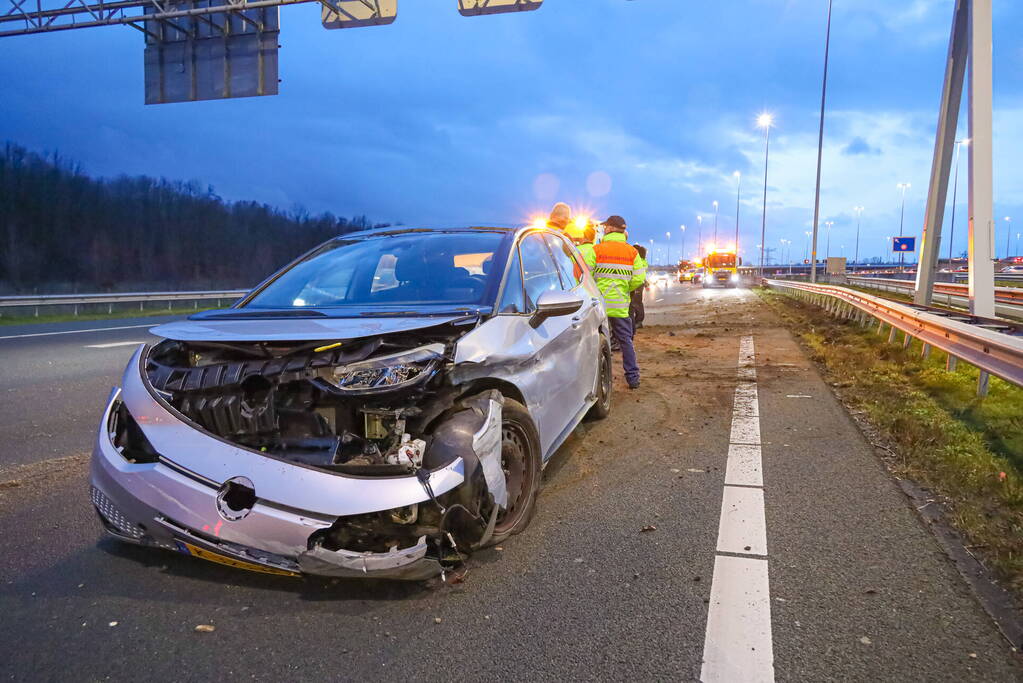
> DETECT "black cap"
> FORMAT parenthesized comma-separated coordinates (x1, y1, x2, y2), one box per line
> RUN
(604, 215, 627, 230)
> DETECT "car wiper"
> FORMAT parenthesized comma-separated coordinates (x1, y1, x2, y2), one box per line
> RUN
(200, 309, 330, 319)
(357, 309, 480, 317)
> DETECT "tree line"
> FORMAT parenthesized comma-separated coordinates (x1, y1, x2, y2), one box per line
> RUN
(0, 143, 386, 294)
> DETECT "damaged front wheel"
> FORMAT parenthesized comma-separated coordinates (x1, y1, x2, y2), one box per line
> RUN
(486, 399, 541, 546)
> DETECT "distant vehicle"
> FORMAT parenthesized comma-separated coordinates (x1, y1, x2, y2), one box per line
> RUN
(1000, 265, 1023, 274)
(679, 269, 697, 282)
(648, 272, 671, 288)
(701, 248, 742, 288)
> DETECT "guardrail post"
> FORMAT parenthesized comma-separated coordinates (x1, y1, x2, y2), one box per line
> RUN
(108, 303, 112, 314)
(888, 326, 898, 344)
(977, 370, 990, 397)
(902, 333, 913, 350)
(73, 304, 78, 317)
(139, 301, 144, 312)
(34, 306, 39, 318)
(877, 320, 885, 335)
(921, 343, 931, 359)
(947, 354, 958, 371)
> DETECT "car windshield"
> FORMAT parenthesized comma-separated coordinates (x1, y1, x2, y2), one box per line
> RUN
(706, 253, 736, 268)
(244, 231, 506, 309)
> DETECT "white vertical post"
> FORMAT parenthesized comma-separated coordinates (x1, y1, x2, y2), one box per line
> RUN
(968, 0, 995, 317)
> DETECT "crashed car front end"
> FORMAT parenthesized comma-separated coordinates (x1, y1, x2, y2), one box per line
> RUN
(90, 327, 511, 581)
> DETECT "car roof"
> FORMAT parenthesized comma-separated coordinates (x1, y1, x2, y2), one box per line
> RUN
(334, 225, 517, 240)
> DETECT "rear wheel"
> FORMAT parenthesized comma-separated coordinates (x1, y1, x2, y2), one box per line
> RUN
(487, 399, 541, 546)
(586, 335, 612, 421)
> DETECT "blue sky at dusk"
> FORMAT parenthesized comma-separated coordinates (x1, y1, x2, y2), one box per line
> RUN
(2, 0, 1022, 263)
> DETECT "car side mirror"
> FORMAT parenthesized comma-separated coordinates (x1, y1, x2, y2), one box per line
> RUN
(530, 290, 584, 329)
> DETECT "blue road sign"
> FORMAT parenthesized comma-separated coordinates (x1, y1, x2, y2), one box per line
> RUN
(892, 237, 916, 253)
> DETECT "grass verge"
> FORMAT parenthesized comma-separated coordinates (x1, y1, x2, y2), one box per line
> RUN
(0, 306, 215, 326)
(758, 287, 1023, 595)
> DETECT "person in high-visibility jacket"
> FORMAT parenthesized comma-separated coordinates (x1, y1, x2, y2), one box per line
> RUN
(587, 215, 646, 389)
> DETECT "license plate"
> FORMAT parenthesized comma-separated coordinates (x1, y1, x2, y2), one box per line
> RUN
(175, 541, 299, 577)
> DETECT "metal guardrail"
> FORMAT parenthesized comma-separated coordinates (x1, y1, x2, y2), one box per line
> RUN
(765, 279, 1023, 396)
(0, 289, 248, 317)
(846, 276, 1023, 305)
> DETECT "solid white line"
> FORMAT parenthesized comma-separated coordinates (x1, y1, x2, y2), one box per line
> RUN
(725, 444, 763, 487)
(85, 341, 146, 349)
(0, 323, 154, 341)
(715, 485, 768, 556)
(701, 555, 775, 683)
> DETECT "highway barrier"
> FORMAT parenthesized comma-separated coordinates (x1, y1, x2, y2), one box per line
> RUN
(765, 279, 1023, 397)
(0, 289, 248, 318)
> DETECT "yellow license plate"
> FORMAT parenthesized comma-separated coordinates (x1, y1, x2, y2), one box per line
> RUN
(175, 541, 299, 577)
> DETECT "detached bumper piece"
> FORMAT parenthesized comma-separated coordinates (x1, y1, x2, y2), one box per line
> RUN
(298, 537, 443, 580)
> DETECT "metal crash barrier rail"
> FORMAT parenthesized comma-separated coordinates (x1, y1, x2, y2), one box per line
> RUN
(765, 279, 1023, 397)
(845, 276, 1023, 305)
(0, 289, 248, 317)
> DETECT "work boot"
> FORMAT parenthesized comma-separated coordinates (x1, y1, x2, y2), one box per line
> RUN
(628, 380, 640, 390)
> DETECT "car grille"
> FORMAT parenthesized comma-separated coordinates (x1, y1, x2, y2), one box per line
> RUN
(90, 486, 143, 540)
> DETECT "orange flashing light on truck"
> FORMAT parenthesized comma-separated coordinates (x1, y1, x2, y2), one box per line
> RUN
(700, 245, 741, 288)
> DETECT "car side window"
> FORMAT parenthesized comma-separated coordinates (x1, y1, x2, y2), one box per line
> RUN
(519, 233, 562, 311)
(498, 246, 526, 314)
(544, 233, 583, 288)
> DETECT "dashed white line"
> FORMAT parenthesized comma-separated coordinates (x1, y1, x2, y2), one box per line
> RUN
(85, 341, 146, 349)
(701, 335, 774, 682)
(0, 323, 154, 340)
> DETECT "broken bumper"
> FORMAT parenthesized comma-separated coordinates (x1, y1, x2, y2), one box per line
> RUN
(89, 371, 468, 580)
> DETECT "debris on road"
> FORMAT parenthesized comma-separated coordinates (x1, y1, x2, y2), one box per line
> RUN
(194, 624, 215, 633)
(108, 621, 118, 627)
(434, 617, 443, 624)
(859, 636, 872, 645)
(640, 525, 657, 533)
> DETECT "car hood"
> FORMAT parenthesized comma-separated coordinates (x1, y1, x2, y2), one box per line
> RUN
(150, 315, 469, 342)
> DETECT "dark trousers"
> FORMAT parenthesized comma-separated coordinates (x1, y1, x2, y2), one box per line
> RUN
(609, 317, 639, 386)
(629, 289, 645, 332)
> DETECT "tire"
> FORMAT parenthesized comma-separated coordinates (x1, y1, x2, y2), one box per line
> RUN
(487, 398, 542, 546)
(586, 335, 613, 421)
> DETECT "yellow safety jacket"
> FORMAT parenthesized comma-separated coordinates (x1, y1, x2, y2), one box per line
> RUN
(586, 232, 647, 317)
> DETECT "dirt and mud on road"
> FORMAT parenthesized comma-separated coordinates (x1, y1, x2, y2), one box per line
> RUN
(1, 284, 1020, 681)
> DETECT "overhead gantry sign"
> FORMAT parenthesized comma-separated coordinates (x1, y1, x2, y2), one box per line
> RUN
(0, 0, 543, 104)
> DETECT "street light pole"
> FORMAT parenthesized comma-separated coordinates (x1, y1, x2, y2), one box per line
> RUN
(712, 200, 719, 245)
(757, 113, 773, 278)
(948, 139, 969, 263)
(733, 171, 741, 252)
(810, 0, 834, 284)
(803, 230, 811, 263)
(824, 220, 834, 260)
(666, 231, 672, 264)
(897, 182, 911, 270)
(853, 206, 864, 264)
(1005, 217, 1013, 259)
(680, 225, 686, 263)
(696, 215, 703, 257)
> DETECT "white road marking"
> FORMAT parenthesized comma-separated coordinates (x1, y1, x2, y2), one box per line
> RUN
(85, 341, 146, 349)
(728, 414, 761, 445)
(0, 323, 154, 341)
(702, 555, 775, 683)
(725, 444, 763, 487)
(715, 486, 768, 556)
(701, 335, 774, 682)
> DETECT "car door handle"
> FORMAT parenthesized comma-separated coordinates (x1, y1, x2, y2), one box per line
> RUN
(571, 315, 583, 329)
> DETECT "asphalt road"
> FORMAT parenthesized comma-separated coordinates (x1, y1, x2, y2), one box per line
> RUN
(1, 286, 1019, 681)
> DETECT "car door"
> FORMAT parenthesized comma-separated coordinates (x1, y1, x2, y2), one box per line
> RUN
(543, 232, 601, 413)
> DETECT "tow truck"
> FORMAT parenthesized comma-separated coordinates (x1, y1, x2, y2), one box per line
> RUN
(700, 246, 741, 288)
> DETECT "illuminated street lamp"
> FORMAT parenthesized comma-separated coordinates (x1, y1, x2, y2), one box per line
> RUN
(696, 215, 703, 256)
(824, 220, 834, 259)
(666, 231, 671, 264)
(757, 112, 774, 277)
(679, 224, 686, 263)
(1005, 217, 1012, 259)
(804, 230, 812, 262)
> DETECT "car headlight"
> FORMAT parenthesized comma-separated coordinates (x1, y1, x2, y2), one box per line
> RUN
(731, 273, 740, 282)
(323, 343, 445, 394)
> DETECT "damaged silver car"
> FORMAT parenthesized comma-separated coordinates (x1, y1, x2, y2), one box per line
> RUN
(90, 226, 612, 580)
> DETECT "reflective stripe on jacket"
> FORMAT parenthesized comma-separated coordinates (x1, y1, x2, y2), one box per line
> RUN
(591, 232, 646, 317)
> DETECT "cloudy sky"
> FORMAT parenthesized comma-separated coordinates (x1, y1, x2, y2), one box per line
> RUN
(2, 0, 1022, 263)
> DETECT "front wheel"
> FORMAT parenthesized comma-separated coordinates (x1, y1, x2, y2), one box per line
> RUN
(486, 399, 542, 546)
(586, 335, 613, 421)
